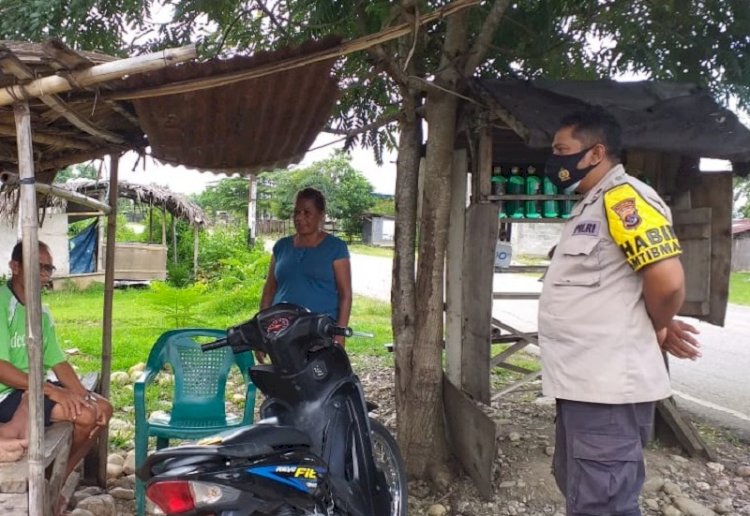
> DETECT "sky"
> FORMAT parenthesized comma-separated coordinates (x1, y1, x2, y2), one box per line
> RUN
(115, 133, 398, 196)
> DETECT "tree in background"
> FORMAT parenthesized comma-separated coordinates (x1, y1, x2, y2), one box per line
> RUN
(195, 177, 250, 224)
(734, 176, 750, 218)
(53, 163, 100, 183)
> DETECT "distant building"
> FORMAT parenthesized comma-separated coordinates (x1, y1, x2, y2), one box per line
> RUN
(732, 219, 750, 272)
(362, 214, 395, 247)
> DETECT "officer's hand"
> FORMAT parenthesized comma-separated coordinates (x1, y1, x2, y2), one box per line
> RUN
(660, 319, 701, 360)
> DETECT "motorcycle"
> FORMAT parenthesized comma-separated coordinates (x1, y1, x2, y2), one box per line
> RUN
(137, 303, 407, 516)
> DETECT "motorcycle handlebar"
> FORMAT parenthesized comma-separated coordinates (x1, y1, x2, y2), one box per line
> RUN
(326, 324, 353, 338)
(201, 338, 228, 352)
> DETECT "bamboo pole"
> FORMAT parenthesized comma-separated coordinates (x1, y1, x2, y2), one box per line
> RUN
(97, 154, 119, 486)
(2, 171, 112, 214)
(0, 123, 94, 149)
(193, 226, 199, 278)
(14, 101, 45, 515)
(107, 0, 480, 102)
(0, 45, 197, 106)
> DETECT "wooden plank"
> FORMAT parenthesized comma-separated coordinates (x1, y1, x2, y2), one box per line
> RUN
(690, 172, 733, 326)
(673, 208, 712, 320)
(655, 398, 715, 460)
(14, 100, 46, 516)
(461, 203, 499, 403)
(443, 376, 496, 500)
(490, 341, 531, 367)
(494, 362, 535, 375)
(445, 149, 468, 385)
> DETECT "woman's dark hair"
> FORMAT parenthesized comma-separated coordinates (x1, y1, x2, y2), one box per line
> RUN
(295, 187, 326, 213)
(11, 240, 50, 263)
(560, 107, 623, 162)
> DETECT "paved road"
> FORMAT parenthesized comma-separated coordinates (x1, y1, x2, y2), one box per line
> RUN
(348, 252, 750, 438)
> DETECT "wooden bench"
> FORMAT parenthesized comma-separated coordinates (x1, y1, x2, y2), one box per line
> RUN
(0, 372, 99, 515)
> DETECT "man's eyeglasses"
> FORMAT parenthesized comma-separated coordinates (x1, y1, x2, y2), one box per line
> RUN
(39, 264, 57, 274)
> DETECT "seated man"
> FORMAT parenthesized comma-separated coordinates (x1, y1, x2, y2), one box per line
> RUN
(0, 241, 112, 475)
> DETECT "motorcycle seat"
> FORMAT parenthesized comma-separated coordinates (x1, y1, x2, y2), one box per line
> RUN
(217, 423, 312, 457)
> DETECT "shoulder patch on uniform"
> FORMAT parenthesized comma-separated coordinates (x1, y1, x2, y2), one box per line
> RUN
(604, 183, 682, 272)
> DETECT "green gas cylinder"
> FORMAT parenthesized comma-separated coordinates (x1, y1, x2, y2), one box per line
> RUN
(542, 176, 559, 218)
(491, 166, 507, 218)
(507, 166, 525, 218)
(524, 166, 542, 219)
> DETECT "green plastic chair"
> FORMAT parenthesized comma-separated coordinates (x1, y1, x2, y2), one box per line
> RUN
(133, 328, 256, 516)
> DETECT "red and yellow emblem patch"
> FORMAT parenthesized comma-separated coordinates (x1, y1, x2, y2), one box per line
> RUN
(604, 183, 681, 271)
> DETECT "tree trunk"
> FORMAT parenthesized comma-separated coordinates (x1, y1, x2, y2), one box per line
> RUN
(395, 8, 469, 482)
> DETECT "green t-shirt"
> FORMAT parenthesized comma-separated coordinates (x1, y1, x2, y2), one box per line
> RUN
(0, 283, 66, 396)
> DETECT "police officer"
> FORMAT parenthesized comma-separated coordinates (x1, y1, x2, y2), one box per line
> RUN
(539, 108, 701, 515)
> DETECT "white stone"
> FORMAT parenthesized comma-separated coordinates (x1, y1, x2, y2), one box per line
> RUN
(109, 487, 135, 500)
(106, 463, 123, 480)
(663, 481, 682, 496)
(671, 454, 689, 463)
(714, 498, 733, 514)
(128, 362, 146, 376)
(110, 371, 131, 385)
(107, 453, 124, 466)
(736, 465, 750, 477)
(108, 418, 130, 432)
(706, 462, 725, 474)
(65, 348, 81, 355)
(499, 481, 516, 488)
(76, 494, 116, 516)
(645, 498, 660, 511)
(69, 510, 95, 516)
(508, 432, 522, 442)
(544, 446, 555, 457)
(695, 481, 711, 490)
(643, 477, 666, 494)
(662, 506, 682, 516)
(427, 504, 448, 516)
(123, 449, 137, 475)
(672, 496, 717, 516)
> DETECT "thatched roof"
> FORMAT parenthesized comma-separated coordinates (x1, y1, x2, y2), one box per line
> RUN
(63, 179, 206, 226)
(473, 79, 750, 173)
(0, 37, 341, 183)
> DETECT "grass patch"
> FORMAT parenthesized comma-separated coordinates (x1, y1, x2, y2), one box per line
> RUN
(729, 272, 750, 305)
(346, 243, 394, 258)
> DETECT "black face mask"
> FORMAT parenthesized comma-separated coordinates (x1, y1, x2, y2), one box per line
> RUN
(544, 146, 596, 189)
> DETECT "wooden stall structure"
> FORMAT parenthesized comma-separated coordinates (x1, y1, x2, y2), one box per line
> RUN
(443, 79, 750, 494)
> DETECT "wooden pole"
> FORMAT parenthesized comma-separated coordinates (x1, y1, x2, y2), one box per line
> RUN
(14, 101, 45, 516)
(247, 175, 257, 246)
(94, 154, 119, 486)
(0, 45, 197, 107)
(161, 206, 167, 246)
(2, 171, 112, 214)
(193, 226, 199, 278)
(172, 213, 178, 264)
(148, 202, 153, 244)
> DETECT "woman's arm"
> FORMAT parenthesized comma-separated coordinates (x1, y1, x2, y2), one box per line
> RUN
(333, 258, 352, 346)
(260, 256, 278, 310)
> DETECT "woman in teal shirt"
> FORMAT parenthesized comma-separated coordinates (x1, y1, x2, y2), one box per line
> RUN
(260, 188, 352, 352)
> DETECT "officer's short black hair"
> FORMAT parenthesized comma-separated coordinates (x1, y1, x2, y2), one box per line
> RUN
(560, 107, 623, 162)
(11, 240, 51, 263)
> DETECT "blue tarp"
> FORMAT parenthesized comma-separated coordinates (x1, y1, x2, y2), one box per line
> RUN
(69, 221, 98, 274)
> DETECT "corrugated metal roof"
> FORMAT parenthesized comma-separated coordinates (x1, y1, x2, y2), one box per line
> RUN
(733, 219, 750, 235)
(473, 79, 750, 166)
(0, 38, 341, 179)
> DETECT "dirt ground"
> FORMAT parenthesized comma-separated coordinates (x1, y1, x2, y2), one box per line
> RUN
(357, 356, 750, 516)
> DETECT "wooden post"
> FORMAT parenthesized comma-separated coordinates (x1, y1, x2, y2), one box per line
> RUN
(14, 101, 45, 516)
(193, 226, 199, 277)
(445, 149, 468, 385)
(161, 206, 167, 246)
(172, 213, 178, 264)
(247, 175, 257, 246)
(93, 154, 119, 486)
(148, 201, 153, 244)
(460, 127, 498, 403)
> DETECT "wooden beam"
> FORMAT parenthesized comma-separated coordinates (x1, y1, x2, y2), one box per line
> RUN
(0, 45, 196, 106)
(106, 0, 480, 102)
(2, 171, 112, 214)
(445, 149, 467, 385)
(0, 46, 127, 144)
(96, 154, 119, 486)
(14, 101, 46, 516)
(0, 123, 94, 150)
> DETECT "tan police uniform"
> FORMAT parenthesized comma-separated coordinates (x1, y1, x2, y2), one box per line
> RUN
(539, 164, 681, 404)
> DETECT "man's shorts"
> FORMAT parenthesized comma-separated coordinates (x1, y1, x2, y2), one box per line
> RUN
(0, 382, 61, 427)
(552, 399, 655, 516)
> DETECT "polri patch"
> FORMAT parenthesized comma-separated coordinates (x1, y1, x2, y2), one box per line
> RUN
(572, 220, 600, 237)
